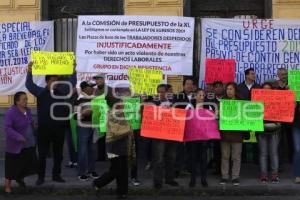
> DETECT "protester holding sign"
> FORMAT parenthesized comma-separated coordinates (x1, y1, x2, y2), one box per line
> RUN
(186, 89, 209, 188)
(74, 81, 99, 181)
(220, 83, 245, 186)
(150, 84, 179, 190)
(257, 83, 281, 184)
(25, 62, 76, 185)
(174, 77, 195, 177)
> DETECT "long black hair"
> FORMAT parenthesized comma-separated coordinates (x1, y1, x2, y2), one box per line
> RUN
(13, 91, 27, 105)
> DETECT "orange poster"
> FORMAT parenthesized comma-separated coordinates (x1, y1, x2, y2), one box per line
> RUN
(251, 89, 296, 122)
(141, 105, 187, 142)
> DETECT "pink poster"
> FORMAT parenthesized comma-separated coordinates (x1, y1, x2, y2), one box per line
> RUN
(184, 108, 221, 141)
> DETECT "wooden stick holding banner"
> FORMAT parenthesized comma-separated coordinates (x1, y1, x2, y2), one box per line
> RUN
(31, 51, 75, 75)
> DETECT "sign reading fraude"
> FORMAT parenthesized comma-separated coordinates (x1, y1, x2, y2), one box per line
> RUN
(76, 15, 194, 75)
(252, 89, 296, 122)
(128, 68, 163, 95)
(141, 105, 187, 142)
(205, 58, 235, 84)
(220, 99, 264, 131)
(32, 51, 75, 75)
(288, 70, 300, 101)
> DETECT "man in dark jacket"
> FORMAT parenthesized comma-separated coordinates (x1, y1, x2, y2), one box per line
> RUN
(237, 68, 260, 100)
(173, 78, 196, 177)
(26, 62, 76, 185)
(237, 68, 260, 163)
(151, 84, 179, 189)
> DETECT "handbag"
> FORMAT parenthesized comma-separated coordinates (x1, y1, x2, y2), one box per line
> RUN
(106, 108, 132, 143)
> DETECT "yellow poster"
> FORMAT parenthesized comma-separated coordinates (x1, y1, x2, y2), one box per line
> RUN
(32, 51, 75, 75)
(128, 68, 163, 95)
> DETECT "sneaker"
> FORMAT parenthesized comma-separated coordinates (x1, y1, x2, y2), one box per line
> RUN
(201, 178, 208, 188)
(165, 180, 179, 187)
(232, 179, 240, 186)
(53, 176, 66, 183)
(145, 162, 151, 171)
(78, 175, 89, 181)
(219, 178, 228, 185)
(295, 177, 300, 184)
(88, 172, 99, 179)
(271, 174, 280, 184)
(260, 175, 268, 184)
(131, 178, 141, 186)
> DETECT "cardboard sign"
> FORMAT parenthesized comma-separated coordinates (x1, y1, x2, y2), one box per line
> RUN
(288, 70, 300, 101)
(220, 99, 264, 131)
(128, 68, 163, 95)
(205, 59, 235, 84)
(32, 51, 74, 75)
(124, 97, 141, 130)
(184, 108, 221, 141)
(141, 105, 187, 142)
(252, 89, 295, 122)
(91, 96, 109, 133)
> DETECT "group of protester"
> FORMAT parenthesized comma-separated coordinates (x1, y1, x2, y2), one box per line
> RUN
(3, 62, 300, 199)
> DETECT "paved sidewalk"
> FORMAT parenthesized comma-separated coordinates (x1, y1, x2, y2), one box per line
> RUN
(0, 160, 300, 196)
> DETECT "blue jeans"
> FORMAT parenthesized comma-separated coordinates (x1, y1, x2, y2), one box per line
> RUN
(258, 133, 280, 175)
(77, 126, 96, 176)
(293, 125, 300, 177)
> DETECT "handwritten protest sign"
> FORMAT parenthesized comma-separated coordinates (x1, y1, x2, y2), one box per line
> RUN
(288, 70, 300, 101)
(124, 98, 141, 130)
(252, 89, 295, 122)
(199, 19, 300, 88)
(220, 99, 264, 131)
(31, 51, 75, 75)
(141, 105, 187, 142)
(128, 68, 163, 95)
(91, 96, 109, 134)
(205, 59, 235, 84)
(184, 108, 220, 141)
(0, 21, 53, 95)
(244, 131, 257, 143)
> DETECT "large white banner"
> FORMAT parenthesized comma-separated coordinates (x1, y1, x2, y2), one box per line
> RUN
(76, 15, 194, 75)
(200, 18, 300, 88)
(0, 21, 54, 95)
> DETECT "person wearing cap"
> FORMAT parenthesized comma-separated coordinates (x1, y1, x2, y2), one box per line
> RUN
(74, 81, 99, 181)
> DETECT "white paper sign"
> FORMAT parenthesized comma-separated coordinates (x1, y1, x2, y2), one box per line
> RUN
(76, 15, 194, 75)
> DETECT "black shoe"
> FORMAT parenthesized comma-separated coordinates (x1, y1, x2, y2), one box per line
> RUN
(189, 177, 196, 188)
(52, 176, 66, 183)
(219, 178, 228, 185)
(36, 178, 44, 186)
(153, 183, 162, 190)
(232, 179, 240, 186)
(16, 179, 26, 188)
(165, 180, 179, 187)
(88, 172, 100, 179)
(201, 178, 208, 188)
